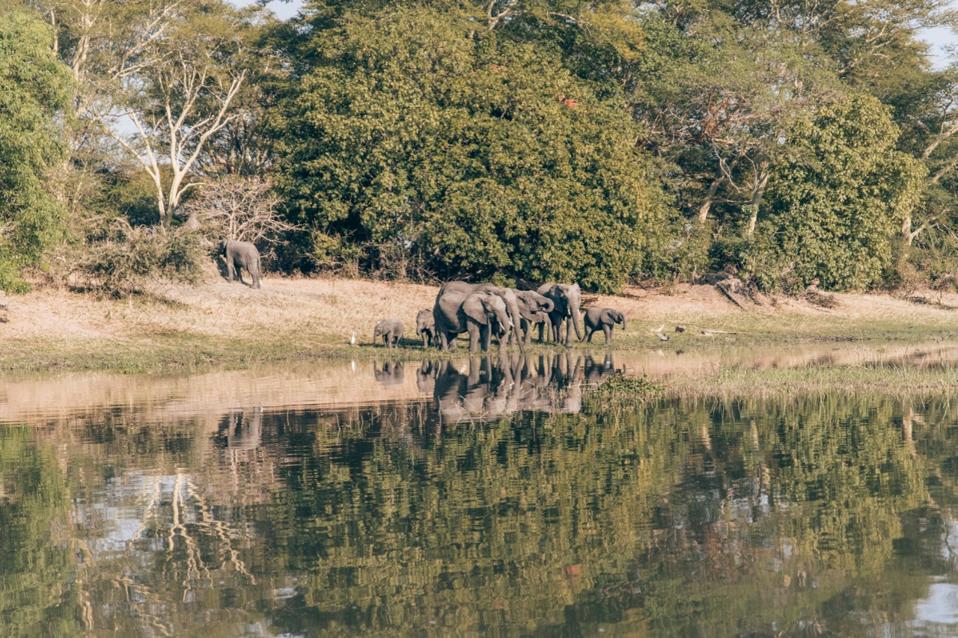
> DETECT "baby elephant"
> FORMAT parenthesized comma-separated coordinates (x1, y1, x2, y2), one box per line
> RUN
(584, 307, 626, 344)
(373, 319, 404, 348)
(415, 309, 436, 348)
(220, 239, 262, 289)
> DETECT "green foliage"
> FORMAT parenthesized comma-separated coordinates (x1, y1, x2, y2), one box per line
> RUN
(0, 10, 70, 291)
(746, 95, 926, 291)
(276, 7, 671, 291)
(78, 220, 205, 296)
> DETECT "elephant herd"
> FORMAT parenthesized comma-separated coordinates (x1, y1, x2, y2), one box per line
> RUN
(377, 281, 627, 352)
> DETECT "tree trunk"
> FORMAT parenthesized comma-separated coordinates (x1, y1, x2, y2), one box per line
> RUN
(744, 170, 770, 239)
(697, 176, 722, 224)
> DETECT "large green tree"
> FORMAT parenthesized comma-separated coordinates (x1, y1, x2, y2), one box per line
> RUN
(747, 94, 925, 290)
(275, 5, 672, 291)
(0, 9, 70, 291)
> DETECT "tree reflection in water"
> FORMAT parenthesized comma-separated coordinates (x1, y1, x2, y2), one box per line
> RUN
(1, 360, 958, 635)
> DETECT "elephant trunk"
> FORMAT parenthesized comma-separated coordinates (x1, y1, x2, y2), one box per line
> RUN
(570, 304, 583, 341)
(541, 298, 555, 314)
(621, 317, 627, 331)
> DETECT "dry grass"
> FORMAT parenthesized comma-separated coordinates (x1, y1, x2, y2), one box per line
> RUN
(4, 271, 958, 373)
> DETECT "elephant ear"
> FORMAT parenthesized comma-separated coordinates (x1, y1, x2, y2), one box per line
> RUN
(600, 309, 616, 325)
(462, 294, 487, 324)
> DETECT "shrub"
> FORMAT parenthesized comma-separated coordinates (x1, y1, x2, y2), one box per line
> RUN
(77, 220, 205, 296)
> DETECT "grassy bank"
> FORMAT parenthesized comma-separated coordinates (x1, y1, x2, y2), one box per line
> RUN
(4, 275, 958, 374)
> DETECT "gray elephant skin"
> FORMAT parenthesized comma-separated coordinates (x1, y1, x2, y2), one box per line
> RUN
(373, 319, 404, 348)
(513, 290, 555, 345)
(415, 309, 436, 348)
(220, 239, 262, 289)
(584, 307, 626, 343)
(438, 282, 525, 351)
(536, 283, 584, 344)
(433, 288, 512, 353)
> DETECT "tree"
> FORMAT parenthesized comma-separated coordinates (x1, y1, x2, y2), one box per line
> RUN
(182, 176, 295, 243)
(747, 94, 925, 290)
(0, 10, 71, 291)
(275, 6, 671, 290)
(95, 2, 250, 227)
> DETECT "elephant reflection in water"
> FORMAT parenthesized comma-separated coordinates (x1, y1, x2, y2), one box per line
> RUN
(218, 406, 264, 454)
(373, 361, 405, 386)
(431, 352, 622, 423)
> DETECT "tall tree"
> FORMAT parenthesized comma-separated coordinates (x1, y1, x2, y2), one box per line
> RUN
(0, 9, 71, 290)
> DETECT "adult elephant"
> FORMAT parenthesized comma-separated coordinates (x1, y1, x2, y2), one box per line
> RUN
(438, 282, 524, 351)
(536, 283, 584, 345)
(434, 288, 512, 353)
(220, 239, 262, 289)
(513, 290, 554, 346)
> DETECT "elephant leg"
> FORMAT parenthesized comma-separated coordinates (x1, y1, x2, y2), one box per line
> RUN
(603, 325, 612, 344)
(226, 258, 236, 283)
(587, 328, 595, 343)
(467, 323, 480, 353)
(565, 318, 572, 345)
(251, 264, 261, 289)
(481, 324, 491, 352)
(537, 322, 545, 344)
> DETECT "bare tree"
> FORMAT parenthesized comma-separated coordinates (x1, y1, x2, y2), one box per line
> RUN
(90, 3, 249, 227)
(182, 176, 296, 244)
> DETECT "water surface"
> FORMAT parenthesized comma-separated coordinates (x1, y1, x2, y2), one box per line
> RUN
(3, 347, 958, 636)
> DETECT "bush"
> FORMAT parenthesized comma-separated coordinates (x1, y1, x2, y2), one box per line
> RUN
(78, 220, 205, 296)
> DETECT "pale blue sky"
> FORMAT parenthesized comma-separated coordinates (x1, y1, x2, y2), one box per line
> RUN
(235, 0, 956, 69)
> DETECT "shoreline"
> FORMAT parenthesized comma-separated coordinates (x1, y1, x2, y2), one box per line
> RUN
(3, 275, 958, 375)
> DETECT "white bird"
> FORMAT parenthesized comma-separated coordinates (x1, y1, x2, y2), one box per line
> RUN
(350, 332, 356, 345)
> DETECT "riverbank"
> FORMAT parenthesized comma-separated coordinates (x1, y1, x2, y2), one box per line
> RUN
(3, 275, 958, 373)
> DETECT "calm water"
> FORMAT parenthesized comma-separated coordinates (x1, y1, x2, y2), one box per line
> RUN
(3, 351, 958, 636)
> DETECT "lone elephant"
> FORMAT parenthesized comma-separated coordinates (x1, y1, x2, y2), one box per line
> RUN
(220, 239, 262, 289)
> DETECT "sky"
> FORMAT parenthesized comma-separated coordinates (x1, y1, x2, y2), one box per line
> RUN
(234, 0, 956, 69)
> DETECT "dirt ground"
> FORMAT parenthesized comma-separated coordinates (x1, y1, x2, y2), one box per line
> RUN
(3, 271, 958, 372)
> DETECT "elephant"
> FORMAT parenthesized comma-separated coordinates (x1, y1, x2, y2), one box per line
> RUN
(438, 282, 524, 351)
(415, 309, 436, 348)
(220, 239, 262, 289)
(434, 287, 512, 353)
(373, 319, 404, 348)
(536, 283, 584, 344)
(583, 307, 626, 344)
(513, 290, 554, 346)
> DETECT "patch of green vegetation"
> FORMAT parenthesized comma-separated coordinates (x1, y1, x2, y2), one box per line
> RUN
(588, 372, 662, 407)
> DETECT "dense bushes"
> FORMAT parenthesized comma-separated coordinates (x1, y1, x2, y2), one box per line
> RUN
(747, 96, 925, 291)
(276, 8, 673, 292)
(78, 221, 205, 296)
(0, 11, 70, 291)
